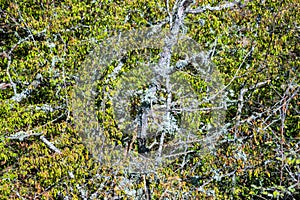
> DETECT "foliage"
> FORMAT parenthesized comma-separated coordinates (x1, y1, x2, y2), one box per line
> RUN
(0, 0, 299, 199)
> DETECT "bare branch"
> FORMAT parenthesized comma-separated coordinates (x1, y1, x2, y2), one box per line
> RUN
(10, 74, 42, 102)
(157, 0, 194, 158)
(0, 83, 12, 90)
(208, 46, 255, 102)
(7, 131, 62, 154)
(7, 131, 42, 141)
(40, 135, 62, 154)
(187, 0, 250, 14)
(235, 80, 270, 126)
(143, 174, 150, 200)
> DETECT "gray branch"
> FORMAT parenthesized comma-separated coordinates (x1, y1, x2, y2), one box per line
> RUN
(7, 131, 43, 141)
(40, 135, 62, 154)
(7, 131, 62, 154)
(187, 0, 250, 14)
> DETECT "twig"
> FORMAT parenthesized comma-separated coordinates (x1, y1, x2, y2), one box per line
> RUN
(163, 150, 195, 158)
(208, 46, 255, 102)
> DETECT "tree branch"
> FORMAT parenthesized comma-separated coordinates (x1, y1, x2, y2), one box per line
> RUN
(7, 131, 62, 154)
(7, 131, 43, 141)
(40, 136, 62, 154)
(187, 0, 250, 14)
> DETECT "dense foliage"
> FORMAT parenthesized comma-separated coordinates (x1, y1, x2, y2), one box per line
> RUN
(0, 0, 299, 199)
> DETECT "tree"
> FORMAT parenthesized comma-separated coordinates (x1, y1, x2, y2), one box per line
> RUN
(0, 0, 299, 199)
